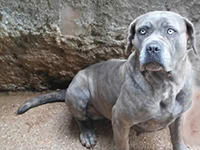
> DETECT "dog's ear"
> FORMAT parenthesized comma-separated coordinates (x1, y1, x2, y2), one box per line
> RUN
(125, 19, 138, 56)
(184, 18, 197, 55)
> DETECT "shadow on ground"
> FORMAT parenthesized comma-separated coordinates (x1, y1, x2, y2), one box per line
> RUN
(0, 90, 200, 150)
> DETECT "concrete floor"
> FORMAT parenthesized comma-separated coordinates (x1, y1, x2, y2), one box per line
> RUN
(0, 89, 200, 150)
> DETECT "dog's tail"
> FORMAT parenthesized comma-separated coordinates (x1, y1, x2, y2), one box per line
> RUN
(17, 89, 66, 115)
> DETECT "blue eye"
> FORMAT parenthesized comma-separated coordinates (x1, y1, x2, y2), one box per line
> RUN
(139, 28, 147, 35)
(167, 28, 175, 35)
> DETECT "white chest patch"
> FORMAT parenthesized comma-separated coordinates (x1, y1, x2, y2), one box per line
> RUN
(163, 81, 179, 100)
(163, 89, 170, 99)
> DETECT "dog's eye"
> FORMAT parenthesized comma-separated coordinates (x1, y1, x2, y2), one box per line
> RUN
(167, 28, 175, 35)
(139, 29, 147, 35)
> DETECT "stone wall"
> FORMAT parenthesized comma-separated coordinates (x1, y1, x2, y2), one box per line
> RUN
(0, 0, 200, 91)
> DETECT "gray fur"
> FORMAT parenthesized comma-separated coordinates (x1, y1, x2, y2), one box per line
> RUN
(17, 90, 65, 114)
(17, 11, 194, 150)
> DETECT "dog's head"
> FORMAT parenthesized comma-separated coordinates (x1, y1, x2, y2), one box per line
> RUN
(126, 11, 196, 72)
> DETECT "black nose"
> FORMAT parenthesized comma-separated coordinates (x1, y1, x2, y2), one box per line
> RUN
(146, 42, 161, 54)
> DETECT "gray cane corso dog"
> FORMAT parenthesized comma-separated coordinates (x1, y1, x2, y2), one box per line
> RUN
(17, 11, 196, 150)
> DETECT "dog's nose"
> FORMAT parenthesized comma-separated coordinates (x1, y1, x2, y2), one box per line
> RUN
(146, 42, 161, 54)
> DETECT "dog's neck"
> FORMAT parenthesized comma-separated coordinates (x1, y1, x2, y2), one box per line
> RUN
(127, 51, 190, 88)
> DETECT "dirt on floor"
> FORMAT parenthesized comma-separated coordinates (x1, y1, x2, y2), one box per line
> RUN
(182, 87, 200, 150)
(0, 88, 200, 150)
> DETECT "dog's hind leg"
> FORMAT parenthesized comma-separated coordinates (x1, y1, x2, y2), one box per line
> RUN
(66, 72, 96, 148)
(76, 119, 96, 148)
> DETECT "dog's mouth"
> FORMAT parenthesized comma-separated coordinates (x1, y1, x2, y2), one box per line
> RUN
(144, 62, 164, 72)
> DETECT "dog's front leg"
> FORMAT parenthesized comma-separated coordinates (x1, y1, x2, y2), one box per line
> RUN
(112, 105, 131, 150)
(169, 116, 189, 150)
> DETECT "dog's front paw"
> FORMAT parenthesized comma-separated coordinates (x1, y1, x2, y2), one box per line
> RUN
(173, 142, 191, 150)
(80, 129, 96, 149)
(180, 144, 191, 150)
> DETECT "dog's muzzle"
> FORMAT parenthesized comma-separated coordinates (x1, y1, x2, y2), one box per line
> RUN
(141, 41, 164, 71)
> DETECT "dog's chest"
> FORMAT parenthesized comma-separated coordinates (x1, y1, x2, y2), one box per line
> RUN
(158, 80, 180, 105)
(134, 81, 184, 133)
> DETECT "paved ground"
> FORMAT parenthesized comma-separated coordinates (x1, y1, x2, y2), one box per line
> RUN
(0, 89, 200, 150)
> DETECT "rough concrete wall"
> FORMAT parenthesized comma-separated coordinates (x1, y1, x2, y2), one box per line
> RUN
(0, 0, 200, 91)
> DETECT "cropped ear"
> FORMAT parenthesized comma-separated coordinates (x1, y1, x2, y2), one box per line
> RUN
(125, 19, 138, 56)
(184, 18, 197, 55)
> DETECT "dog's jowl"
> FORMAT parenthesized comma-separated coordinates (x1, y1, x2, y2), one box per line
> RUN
(17, 11, 196, 150)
